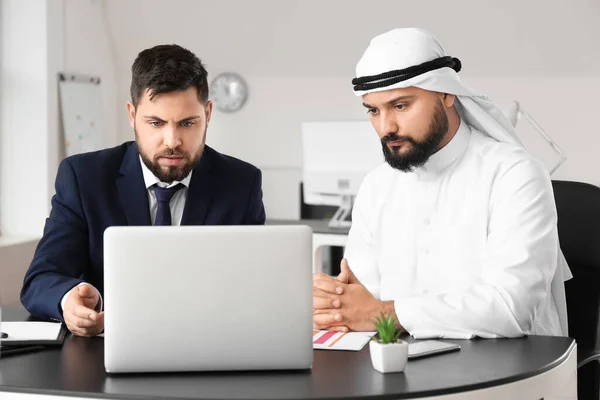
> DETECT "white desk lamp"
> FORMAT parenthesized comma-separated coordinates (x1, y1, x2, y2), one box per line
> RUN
(505, 101, 567, 175)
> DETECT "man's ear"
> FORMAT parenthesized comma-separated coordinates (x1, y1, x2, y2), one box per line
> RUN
(126, 101, 136, 129)
(205, 100, 213, 124)
(442, 93, 456, 108)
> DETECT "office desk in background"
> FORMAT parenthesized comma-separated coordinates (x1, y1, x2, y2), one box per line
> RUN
(0, 307, 578, 400)
(266, 219, 349, 273)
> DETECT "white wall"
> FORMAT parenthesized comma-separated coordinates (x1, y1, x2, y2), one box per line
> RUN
(1, 0, 59, 237)
(105, 0, 600, 78)
(463, 77, 600, 186)
(102, 0, 600, 219)
(0, 0, 118, 237)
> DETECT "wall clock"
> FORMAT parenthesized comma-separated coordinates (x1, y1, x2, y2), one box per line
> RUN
(210, 72, 248, 113)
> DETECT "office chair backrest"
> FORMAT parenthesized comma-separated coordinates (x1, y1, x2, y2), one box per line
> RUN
(552, 180, 600, 350)
(299, 182, 338, 220)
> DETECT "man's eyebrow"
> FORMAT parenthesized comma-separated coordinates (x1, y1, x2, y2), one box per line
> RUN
(143, 115, 166, 122)
(143, 115, 201, 123)
(362, 95, 417, 109)
(176, 116, 201, 123)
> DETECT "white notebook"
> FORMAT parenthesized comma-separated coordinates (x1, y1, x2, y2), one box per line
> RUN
(0, 322, 66, 346)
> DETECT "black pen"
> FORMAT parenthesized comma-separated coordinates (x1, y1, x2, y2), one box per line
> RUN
(1, 345, 47, 358)
(0, 332, 7, 339)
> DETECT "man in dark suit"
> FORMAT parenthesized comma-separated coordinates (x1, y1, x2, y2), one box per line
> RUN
(20, 44, 266, 336)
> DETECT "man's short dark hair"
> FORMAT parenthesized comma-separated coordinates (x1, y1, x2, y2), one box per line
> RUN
(130, 44, 209, 107)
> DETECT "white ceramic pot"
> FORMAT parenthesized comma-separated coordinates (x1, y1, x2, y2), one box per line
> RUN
(369, 339, 409, 373)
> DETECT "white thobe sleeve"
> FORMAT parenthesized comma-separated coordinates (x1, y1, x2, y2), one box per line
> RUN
(344, 174, 381, 300)
(396, 157, 559, 338)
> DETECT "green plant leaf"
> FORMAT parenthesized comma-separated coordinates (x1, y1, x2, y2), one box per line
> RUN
(373, 312, 401, 344)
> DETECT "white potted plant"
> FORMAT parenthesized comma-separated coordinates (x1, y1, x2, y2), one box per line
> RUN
(369, 313, 408, 373)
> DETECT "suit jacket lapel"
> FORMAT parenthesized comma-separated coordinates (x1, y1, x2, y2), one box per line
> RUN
(181, 147, 216, 225)
(116, 143, 152, 226)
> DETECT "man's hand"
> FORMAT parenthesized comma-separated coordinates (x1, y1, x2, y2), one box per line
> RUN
(313, 259, 403, 332)
(63, 284, 104, 337)
(336, 258, 360, 285)
(312, 258, 359, 310)
(313, 279, 382, 331)
(313, 273, 344, 309)
(312, 258, 363, 312)
(313, 271, 349, 332)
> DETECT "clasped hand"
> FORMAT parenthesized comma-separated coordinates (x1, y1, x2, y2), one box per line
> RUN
(312, 259, 384, 332)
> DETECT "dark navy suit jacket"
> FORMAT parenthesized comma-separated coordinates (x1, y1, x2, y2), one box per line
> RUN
(21, 142, 266, 320)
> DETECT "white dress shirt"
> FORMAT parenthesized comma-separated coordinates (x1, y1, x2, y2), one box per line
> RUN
(345, 120, 570, 339)
(60, 157, 192, 313)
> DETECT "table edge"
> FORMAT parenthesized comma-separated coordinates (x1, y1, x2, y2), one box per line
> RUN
(0, 338, 576, 400)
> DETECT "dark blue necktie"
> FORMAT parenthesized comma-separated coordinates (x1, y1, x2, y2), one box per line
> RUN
(153, 184, 184, 226)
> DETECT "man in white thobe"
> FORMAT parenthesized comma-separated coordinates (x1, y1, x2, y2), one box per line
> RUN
(312, 28, 571, 339)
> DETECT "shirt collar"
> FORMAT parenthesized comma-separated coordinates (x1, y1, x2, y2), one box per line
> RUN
(416, 119, 471, 179)
(139, 155, 192, 189)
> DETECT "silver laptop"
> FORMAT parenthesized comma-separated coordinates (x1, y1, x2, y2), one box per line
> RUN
(103, 225, 313, 373)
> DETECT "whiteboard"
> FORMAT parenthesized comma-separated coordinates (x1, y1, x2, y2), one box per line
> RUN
(58, 74, 105, 157)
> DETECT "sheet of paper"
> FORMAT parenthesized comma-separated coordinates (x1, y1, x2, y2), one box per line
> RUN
(313, 330, 376, 351)
(0, 322, 62, 342)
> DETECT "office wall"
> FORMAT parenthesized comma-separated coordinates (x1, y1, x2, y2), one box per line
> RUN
(1, 0, 57, 237)
(0, 0, 119, 237)
(463, 77, 600, 186)
(103, 0, 600, 219)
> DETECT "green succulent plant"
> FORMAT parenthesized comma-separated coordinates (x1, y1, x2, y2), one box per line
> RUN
(373, 313, 402, 344)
